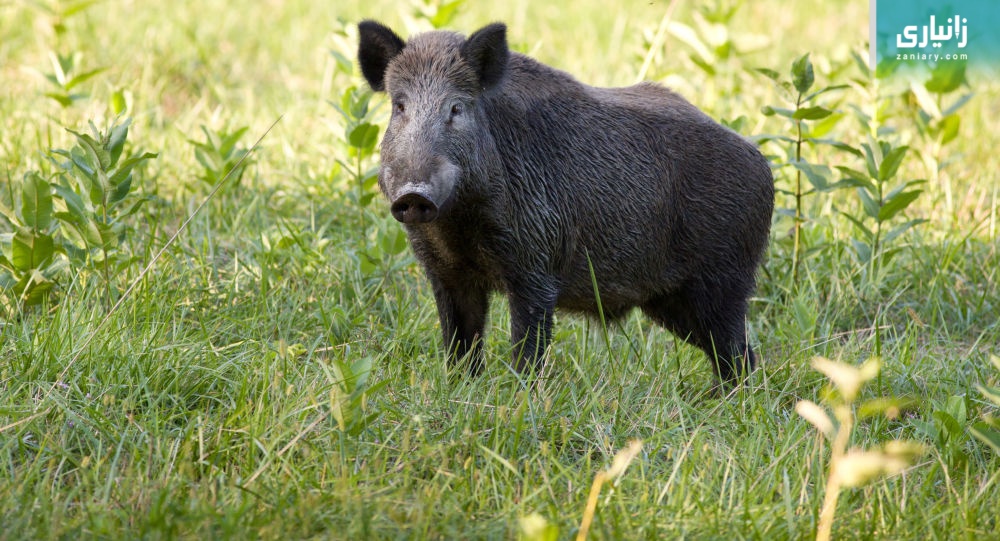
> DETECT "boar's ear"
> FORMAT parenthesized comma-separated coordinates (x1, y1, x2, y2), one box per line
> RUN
(358, 20, 406, 92)
(461, 23, 508, 91)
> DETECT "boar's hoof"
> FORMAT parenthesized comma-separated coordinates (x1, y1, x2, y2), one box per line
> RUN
(391, 192, 440, 224)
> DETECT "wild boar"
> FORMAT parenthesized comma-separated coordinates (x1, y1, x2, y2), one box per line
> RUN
(357, 20, 774, 383)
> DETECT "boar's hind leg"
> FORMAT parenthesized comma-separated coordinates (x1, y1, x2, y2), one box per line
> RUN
(641, 287, 755, 384)
(430, 276, 489, 376)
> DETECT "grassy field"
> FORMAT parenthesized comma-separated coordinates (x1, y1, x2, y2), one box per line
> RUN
(2, 0, 999, 539)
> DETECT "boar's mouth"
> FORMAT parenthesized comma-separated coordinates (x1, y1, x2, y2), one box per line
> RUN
(389, 187, 456, 224)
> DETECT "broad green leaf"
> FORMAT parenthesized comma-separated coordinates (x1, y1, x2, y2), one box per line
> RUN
(117, 197, 149, 219)
(790, 160, 831, 191)
(12, 227, 54, 271)
(856, 187, 881, 219)
(841, 212, 874, 239)
(358, 252, 378, 275)
(861, 142, 879, 180)
(931, 411, 964, 439)
(351, 92, 373, 121)
(879, 246, 903, 266)
(348, 122, 380, 151)
(96, 167, 111, 201)
(71, 144, 98, 177)
(815, 139, 863, 158)
(878, 189, 921, 221)
(194, 148, 218, 172)
(925, 61, 966, 94)
(21, 172, 53, 231)
(885, 178, 927, 201)
(835, 166, 874, 190)
(938, 114, 960, 145)
(689, 54, 717, 76)
(944, 395, 968, 425)
(52, 182, 88, 218)
(792, 106, 832, 120)
(804, 113, 844, 139)
(791, 53, 814, 94)
(44, 92, 74, 107)
(362, 171, 379, 191)
(761, 106, 795, 119)
(721, 115, 749, 133)
(107, 119, 132, 165)
(754, 67, 781, 82)
(17, 270, 54, 306)
(851, 239, 871, 263)
(0, 233, 14, 265)
(54, 211, 103, 248)
(108, 152, 157, 203)
(878, 145, 909, 181)
(54, 212, 89, 250)
(429, 0, 464, 28)
(64, 67, 106, 91)
(63, 0, 101, 17)
(111, 174, 132, 206)
(111, 90, 127, 116)
(803, 84, 850, 103)
(69, 129, 111, 171)
(220, 127, 249, 157)
(0, 198, 18, 226)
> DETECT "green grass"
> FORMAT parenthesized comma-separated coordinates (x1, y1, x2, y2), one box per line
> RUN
(2, 0, 999, 539)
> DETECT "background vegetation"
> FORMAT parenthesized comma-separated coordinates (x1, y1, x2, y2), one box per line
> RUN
(1, 0, 998, 539)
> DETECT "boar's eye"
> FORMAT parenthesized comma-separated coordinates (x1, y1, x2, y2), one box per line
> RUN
(449, 103, 463, 119)
(394, 101, 405, 115)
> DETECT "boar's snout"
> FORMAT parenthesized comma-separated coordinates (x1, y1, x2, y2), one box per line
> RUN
(390, 191, 440, 224)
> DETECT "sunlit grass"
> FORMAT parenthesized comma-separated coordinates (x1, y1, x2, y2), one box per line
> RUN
(1, 0, 998, 539)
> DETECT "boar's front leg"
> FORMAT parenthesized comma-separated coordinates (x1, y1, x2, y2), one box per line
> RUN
(429, 274, 489, 375)
(507, 279, 558, 374)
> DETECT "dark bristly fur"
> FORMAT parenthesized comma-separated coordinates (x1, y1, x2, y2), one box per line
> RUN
(357, 20, 774, 384)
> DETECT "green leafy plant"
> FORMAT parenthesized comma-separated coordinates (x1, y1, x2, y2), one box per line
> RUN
(188, 125, 253, 188)
(911, 395, 970, 469)
(661, 1, 742, 77)
(1, 118, 155, 310)
(902, 62, 971, 221)
(331, 86, 410, 277)
(321, 354, 387, 437)
(757, 53, 848, 284)
(32, 0, 100, 36)
(836, 138, 925, 283)
(40, 51, 106, 108)
(332, 86, 381, 230)
(50, 118, 158, 303)
(797, 357, 923, 541)
(971, 355, 1000, 455)
(0, 172, 64, 309)
(407, 0, 466, 30)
